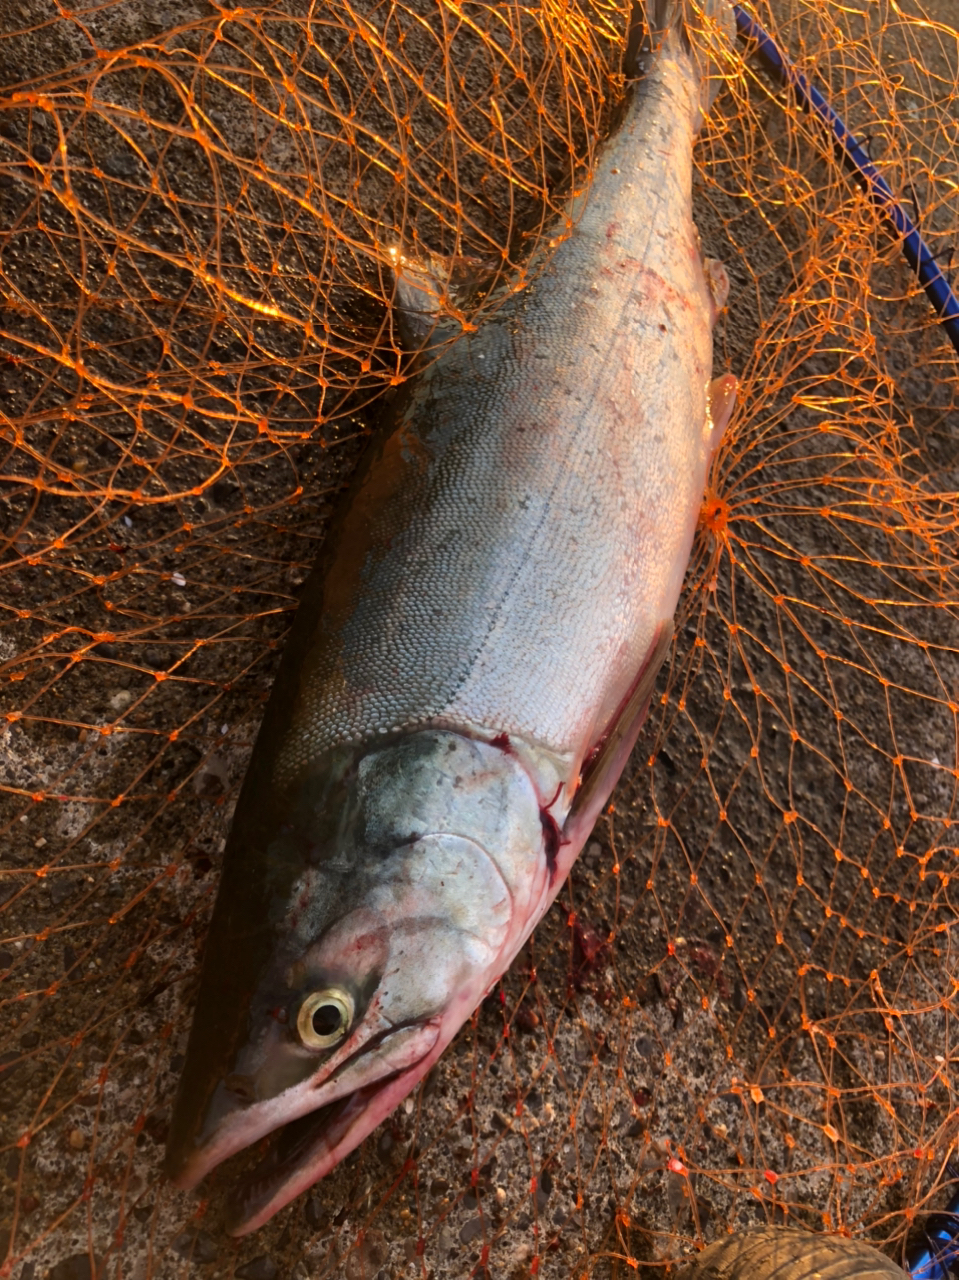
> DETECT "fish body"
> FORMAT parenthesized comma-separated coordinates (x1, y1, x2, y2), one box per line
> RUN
(165, 0, 736, 1234)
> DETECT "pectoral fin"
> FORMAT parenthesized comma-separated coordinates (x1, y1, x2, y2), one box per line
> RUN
(562, 619, 674, 852)
(704, 256, 730, 323)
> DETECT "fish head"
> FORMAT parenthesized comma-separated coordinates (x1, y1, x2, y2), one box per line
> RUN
(165, 731, 534, 1235)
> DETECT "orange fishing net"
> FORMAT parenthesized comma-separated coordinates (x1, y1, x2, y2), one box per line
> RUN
(1, 0, 957, 1276)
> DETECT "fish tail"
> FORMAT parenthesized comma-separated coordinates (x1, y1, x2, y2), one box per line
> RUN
(627, 0, 735, 112)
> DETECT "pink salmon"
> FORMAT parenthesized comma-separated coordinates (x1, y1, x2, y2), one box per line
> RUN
(165, 0, 738, 1234)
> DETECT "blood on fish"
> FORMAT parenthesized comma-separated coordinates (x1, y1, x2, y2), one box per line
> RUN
(490, 732, 513, 753)
(539, 780, 566, 882)
(579, 742, 601, 779)
(540, 808, 560, 881)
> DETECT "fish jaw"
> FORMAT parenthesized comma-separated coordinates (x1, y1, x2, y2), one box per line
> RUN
(167, 1013, 443, 1195)
(224, 976, 484, 1235)
(226, 1057, 439, 1235)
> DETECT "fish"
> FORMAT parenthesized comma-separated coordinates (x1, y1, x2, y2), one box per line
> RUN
(164, 0, 738, 1235)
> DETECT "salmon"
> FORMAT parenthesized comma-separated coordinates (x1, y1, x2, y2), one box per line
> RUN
(164, 0, 738, 1234)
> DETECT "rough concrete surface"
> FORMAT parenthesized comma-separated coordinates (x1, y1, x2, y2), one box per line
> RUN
(1, 2, 958, 1279)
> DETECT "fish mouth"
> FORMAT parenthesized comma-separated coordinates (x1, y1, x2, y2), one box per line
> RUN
(223, 1052, 443, 1236)
(180, 1021, 446, 1236)
(167, 1016, 443, 1200)
(225, 1079, 391, 1235)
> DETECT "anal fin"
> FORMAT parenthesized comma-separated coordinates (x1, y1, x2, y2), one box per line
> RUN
(706, 372, 737, 453)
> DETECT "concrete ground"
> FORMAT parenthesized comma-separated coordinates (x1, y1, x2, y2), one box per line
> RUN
(0, 2, 957, 1279)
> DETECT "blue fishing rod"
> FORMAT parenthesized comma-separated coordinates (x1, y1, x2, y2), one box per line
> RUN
(907, 1177, 959, 1280)
(732, 4, 959, 357)
(727, 11, 959, 1263)
(721, 12, 959, 1260)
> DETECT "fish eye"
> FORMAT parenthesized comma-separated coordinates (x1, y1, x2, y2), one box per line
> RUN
(296, 988, 355, 1050)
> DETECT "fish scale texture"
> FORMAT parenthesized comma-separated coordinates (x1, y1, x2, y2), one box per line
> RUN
(277, 47, 718, 785)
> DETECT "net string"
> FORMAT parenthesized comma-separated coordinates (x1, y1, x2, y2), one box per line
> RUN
(1, 0, 959, 1276)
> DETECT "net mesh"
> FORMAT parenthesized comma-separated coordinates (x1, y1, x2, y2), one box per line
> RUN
(1, 0, 958, 1276)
